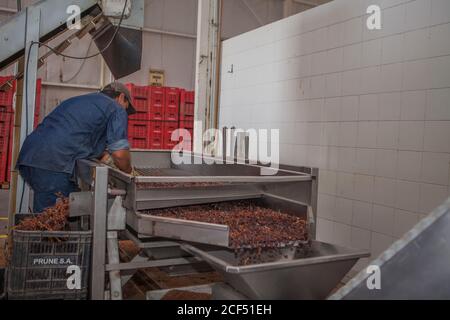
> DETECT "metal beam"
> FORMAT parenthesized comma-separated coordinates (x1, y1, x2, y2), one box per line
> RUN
(194, 0, 223, 154)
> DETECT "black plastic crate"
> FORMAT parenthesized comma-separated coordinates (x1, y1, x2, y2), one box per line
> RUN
(7, 230, 92, 300)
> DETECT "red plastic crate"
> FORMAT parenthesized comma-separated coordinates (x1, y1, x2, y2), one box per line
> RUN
(4, 79, 41, 183)
(0, 112, 12, 183)
(180, 90, 195, 122)
(126, 84, 151, 121)
(163, 121, 180, 150)
(0, 76, 16, 110)
(179, 119, 194, 130)
(164, 87, 180, 122)
(129, 136, 149, 150)
(148, 121, 164, 150)
(185, 91, 195, 104)
(149, 86, 165, 121)
(128, 120, 150, 139)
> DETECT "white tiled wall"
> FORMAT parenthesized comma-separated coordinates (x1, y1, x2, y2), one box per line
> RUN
(219, 0, 450, 270)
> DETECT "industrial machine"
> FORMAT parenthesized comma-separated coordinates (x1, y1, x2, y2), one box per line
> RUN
(71, 150, 369, 300)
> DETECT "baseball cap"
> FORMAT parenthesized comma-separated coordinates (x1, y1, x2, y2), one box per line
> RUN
(102, 82, 137, 115)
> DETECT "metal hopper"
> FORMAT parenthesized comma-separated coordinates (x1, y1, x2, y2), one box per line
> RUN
(182, 241, 370, 300)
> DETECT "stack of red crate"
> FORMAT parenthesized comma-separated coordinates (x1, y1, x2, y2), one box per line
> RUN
(179, 90, 195, 151)
(0, 77, 42, 185)
(0, 76, 16, 185)
(126, 84, 183, 150)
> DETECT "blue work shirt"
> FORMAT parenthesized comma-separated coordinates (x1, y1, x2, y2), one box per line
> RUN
(17, 92, 130, 175)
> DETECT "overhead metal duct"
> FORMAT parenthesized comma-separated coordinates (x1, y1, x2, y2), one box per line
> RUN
(90, 19, 142, 79)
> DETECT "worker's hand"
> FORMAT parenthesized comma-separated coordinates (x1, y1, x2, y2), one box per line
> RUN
(100, 152, 118, 169)
(131, 167, 140, 177)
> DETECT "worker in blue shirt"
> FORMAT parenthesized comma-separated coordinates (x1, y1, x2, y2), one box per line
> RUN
(16, 82, 136, 213)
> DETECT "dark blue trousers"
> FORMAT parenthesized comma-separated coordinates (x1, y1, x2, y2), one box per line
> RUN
(18, 166, 79, 213)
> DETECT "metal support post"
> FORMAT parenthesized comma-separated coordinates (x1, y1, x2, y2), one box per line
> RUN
(90, 166, 109, 300)
(15, 6, 40, 213)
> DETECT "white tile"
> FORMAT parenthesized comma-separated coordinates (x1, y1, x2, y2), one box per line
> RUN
(311, 51, 328, 76)
(371, 232, 395, 258)
(352, 201, 373, 230)
(343, 43, 362, 70)
(322, 146, 339, 170)
(395, 180, 421, 212)
(342, 17, 363, 45)
(336, 172, 355, 199)
(340, 96, 359, 121)
(342, 69, 362, 96)
(394, 209, 420, 237)
(426, 88, 450, 120)
(354, 174, 375, 202)
(319, 170, 338, 195)
(333, 223, 352, 247)
(431, 0, 450, 25)
(429, 23, 450, 57)
(327, 48, 344, 73)
(362, 39, 382, 67)
(359, 94, 379, 121)
(317, 218, 334, 243)
(381, 63, 403, 92)
(421, 152, 450, 185)
(339, 122, 358, 147)
(327, 23, 344, 49)
(357, 122, 378, 148)
(398, 121, 424, 151)
(379, 92, 401, 121)
(351, 227, 372, 250)
(374, 177, 397, 207)
(372, 205, 395, 236)
(403, 59, 431, 91)
(397, 151, 423, 182)
(401, 91, 427, 121)
(377, 121, 399, 149)
(405, 0, 432, 30)
(382, 4, 406, 37)
(382, 34, 404, 64)
(375, 149, 398, 178)
(355, 148, 376, 175)
(335, 197, 353, 225)
(430, 55, 450, 89)
(310, 75, 326, 99)
(305, 99, 324, 121)
(311, 27, 328, 53)
(325, 73, 342, 98)
(322, 123, 340, 147)
(305, 122, 323, 146)
(323, 98, 341, 121)
(424, 121, 450, 152)
(419, 183, 449, 213)
(338, 147, 356, 173)
(318, 194, 336, 220)
(361, 66, 381, 94)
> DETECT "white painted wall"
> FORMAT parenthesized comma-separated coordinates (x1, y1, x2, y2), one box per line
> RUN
(220, 0, 450, 271)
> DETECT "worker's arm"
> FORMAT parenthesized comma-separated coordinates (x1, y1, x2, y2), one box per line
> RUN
(106, 108, 132, 174)
(111, 149, 132, 174)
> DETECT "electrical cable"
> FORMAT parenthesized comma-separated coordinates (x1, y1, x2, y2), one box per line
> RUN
(18, 0, 129, 213)
(62, 39, 94, 83)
